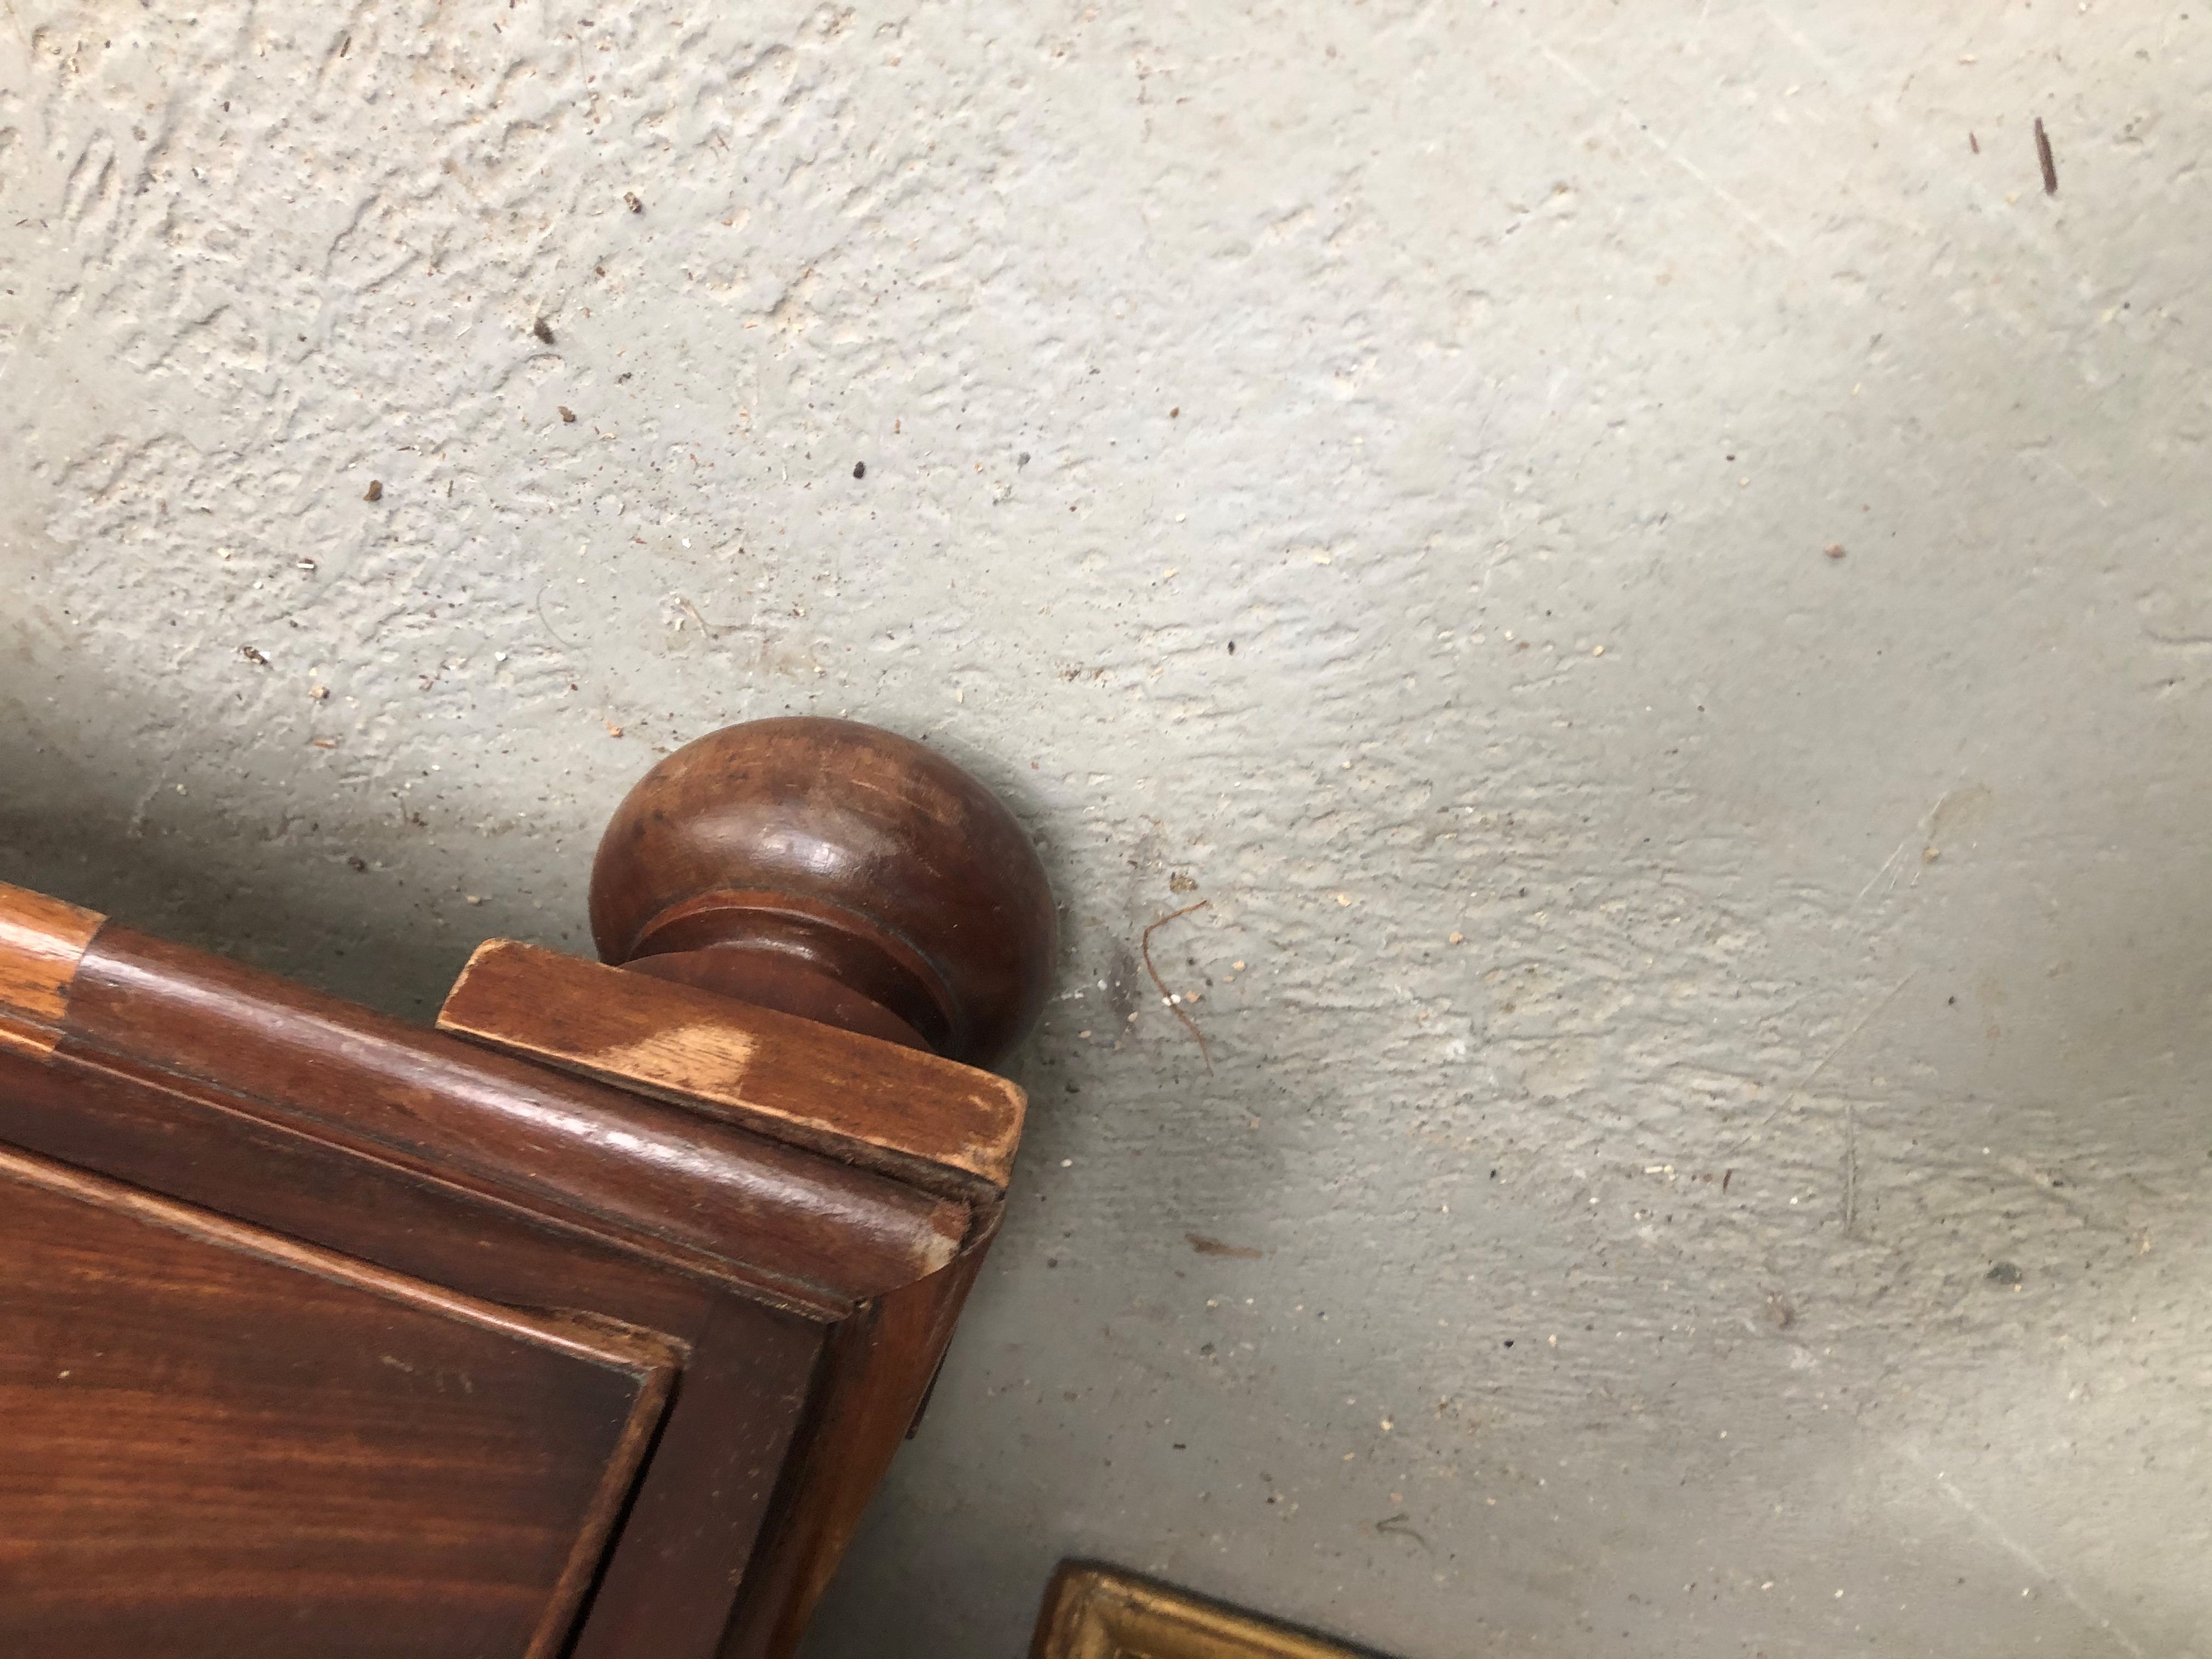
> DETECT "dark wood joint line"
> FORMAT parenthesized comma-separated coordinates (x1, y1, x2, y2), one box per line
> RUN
(0, 881, 106, 1059)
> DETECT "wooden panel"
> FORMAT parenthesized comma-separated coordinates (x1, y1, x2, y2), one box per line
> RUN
(572, 1294, 825, 1659)
(0, 1040, 845, 1657)
(0, 1035, 724, 1338)
(0, 1144, 675, 1658)
(442, 940, 1025, 1194)
(723, 1204, 1005, 1659)
(0, 880, 103, 1036)
(0, 876, 1010, 1659)
(63, 928, 970, 1314)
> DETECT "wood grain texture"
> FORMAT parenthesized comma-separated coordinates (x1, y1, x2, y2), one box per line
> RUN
(569, 1294, 825, 1659)
(722, 1203, 1005, 1659)
(0, 880, 103, 1025)
(442, 940, 1025, 1194)
(0, 1142, 675, 1659)
(64, 928, 969, 1315)
(0, 1028, 726, 1339)
(0, 1011, 60, 1061)
(589, 717, 1058, 1068)
(0, 1034, 840, 1656)
(0, 871, 1019, 1659)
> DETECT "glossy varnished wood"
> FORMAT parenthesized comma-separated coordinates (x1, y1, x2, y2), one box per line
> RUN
(723, 1232, 1001, 1659)
(0, 1143, 674, 1658)
(0, 1018, 837, 1651)
(0, 916, 1006, 1657)
(568, 1296, 823, 1659)
(590, 717, 1057, 1068)
(0, 717, 1053, 1657)
(65, 928, 968, 1314)
(442, 939, 1026, 1195)
(0, 880, 103, 1054)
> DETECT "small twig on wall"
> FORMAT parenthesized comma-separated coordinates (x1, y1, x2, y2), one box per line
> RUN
(535, 584, 573, 651)
(1141, 899, 1213, 1075)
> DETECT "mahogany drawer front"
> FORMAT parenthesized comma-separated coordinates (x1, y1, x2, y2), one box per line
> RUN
(0, 709, 1051, 1659)
(0, 1144, 674, 1659)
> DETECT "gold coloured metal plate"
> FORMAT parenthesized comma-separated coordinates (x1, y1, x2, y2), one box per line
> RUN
(1030, 1562, 1380, 1659)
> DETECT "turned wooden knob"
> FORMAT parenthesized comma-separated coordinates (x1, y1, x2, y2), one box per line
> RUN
(589, 718, 1057, 1069)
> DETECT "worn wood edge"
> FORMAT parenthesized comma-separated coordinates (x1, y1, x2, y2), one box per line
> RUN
(0, 880, 104, 1025)
(1031, 1563, 1385, 1659)
(53, 930, 973, 1317)
(33, 1024, 890, 1323)
(0, 1008, 61, 1061)
(0, 1026, 850, 1323)
(439, 940, 1025, 1194)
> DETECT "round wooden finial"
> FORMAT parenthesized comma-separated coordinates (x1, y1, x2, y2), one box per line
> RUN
(589, 717, 1057, 1070)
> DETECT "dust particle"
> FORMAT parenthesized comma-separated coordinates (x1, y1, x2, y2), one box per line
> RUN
(533, 318, 555, 345)
(363, 479, 383, 503)
(1987, 1260, 2025, 1286)
(1186, 1233, 1263, 1260)
(347, 855, 368, 873)
(624, 190, 644, 213)
(853, 461, 866, 479)
(558, 406, 576, 423)
(1824, 543, 1846, 558)
(238, 645, 269, 667)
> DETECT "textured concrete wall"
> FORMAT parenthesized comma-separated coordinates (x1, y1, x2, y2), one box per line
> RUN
(4, 3, 2210, 1655)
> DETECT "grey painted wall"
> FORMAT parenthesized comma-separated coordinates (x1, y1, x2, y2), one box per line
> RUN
(4, 3, 2209, 1655)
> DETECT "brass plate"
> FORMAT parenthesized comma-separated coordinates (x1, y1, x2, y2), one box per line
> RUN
(1030, 1563, 1380, 1659)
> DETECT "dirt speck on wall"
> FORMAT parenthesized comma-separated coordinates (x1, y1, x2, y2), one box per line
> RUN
(3, 4, 2211, 1657)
